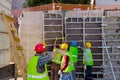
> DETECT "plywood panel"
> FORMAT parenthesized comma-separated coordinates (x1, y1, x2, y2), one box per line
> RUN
(0, 14, 10, 68)
(0, 50, 10, 68)
(19, 11, 44, 63)
(0, 34, 10, 49)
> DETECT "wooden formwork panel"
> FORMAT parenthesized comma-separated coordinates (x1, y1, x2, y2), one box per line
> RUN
(85, 29, 102, 34)
(93, 74, 103, 78)
(105, 35, 119, 40)
(44, 20, 62, 25)
(107, 41, 120, 46)
(45, 39, 62, 45)
(66, 18, 83, 22)
(91, 48, 102, 53)
(66, 35, 83, 40)
(85, 23, 101, 28)
(45, 32, 62, 38)
(44, 13, 62, 18)
(90, 42, 102, 46)
(85, 35, 102, 40)
(45, 46, 54, 52)
(93, 61, 103, 66)
(44, 26, 62, 31)
(85, 17, 102, 22)
(93, 55, 103, 59)
(66, 29, 83, 34)
(66, 23, 83, 28)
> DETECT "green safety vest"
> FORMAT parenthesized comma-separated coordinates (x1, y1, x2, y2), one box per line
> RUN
(52, 48, 62, 65)
(69, 46, 78, 63)
(27, 56, 49, 80)
(83, 49, 94, 66)
(61, 52, 75, 73)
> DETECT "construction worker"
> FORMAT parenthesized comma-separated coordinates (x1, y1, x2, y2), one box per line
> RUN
(53, 43, 74, 80)
(68, 41, 79, 79)
(83, 42, 94, 80)
(27, 43, 57, 80)
(52, 38, 62, 65)
(51, 39, 62, 80)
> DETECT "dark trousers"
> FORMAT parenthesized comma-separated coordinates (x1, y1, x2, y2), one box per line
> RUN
(85, 66, 93, 80)
(72, 63, 76, 80)
(51, 63, 60, 80)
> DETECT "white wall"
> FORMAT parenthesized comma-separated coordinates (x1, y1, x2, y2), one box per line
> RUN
(0, 0, 11, 14)
(96, 0, 120, 5)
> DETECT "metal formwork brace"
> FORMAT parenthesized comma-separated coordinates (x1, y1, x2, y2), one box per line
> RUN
(83, 16, 86, 80)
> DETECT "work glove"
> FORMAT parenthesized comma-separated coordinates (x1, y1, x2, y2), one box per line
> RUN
(84, 65, 87, 70)
(78, 46, 81, 48)
(58, 70, 62, 75)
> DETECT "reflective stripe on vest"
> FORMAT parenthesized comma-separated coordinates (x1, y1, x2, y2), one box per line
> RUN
(72, 55, 77, 57)
(27, 73, 47, 79)
(68, 46, 78, 62)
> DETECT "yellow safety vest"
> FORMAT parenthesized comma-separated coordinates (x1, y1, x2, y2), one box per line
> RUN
(27, 56, 49, 80)
(83, 49, 94, 66)
(61, 53, 75, 73)
(52, 48, 62, 65)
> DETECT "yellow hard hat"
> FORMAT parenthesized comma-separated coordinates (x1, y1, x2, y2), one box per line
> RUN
(60, 43, 68, 50)
(85, 42, 91, 48)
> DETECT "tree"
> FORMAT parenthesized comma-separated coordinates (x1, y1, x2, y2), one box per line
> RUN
(23, 0, 90, 7)
(62, 0, 90, 4)
(80, 0, 91, 4)
(23, 0, 52, 7)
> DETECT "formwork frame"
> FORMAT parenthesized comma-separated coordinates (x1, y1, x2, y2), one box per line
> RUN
(65, 10, 104, 79)
(43, 10, 63, 80)
(42, 10, 120, 80)
(43, 11, 63, 52)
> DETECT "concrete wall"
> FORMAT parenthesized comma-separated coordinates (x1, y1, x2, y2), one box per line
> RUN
(0, 0, 11, 68)
(96, 0, 120, 5)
